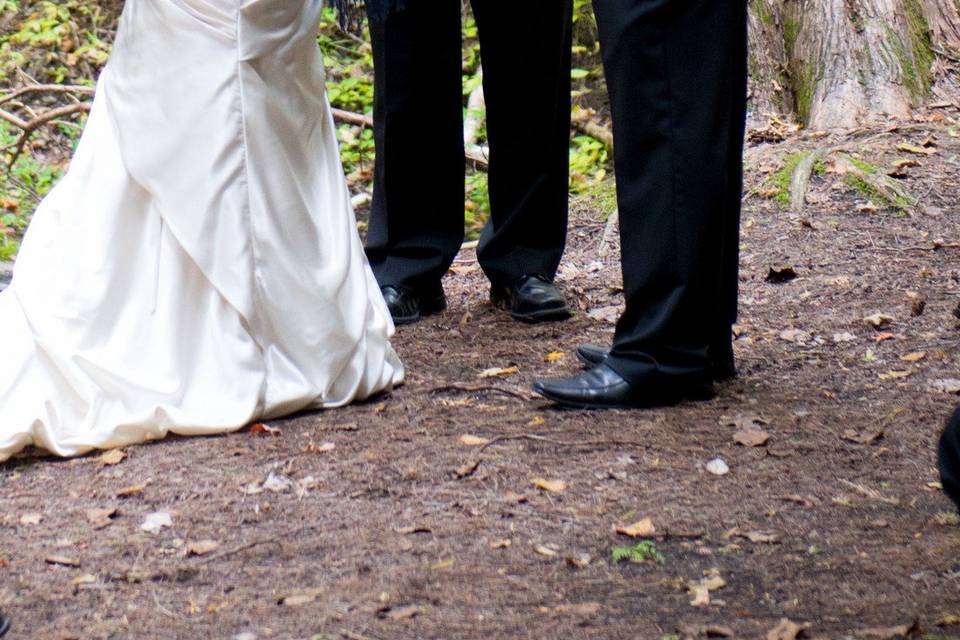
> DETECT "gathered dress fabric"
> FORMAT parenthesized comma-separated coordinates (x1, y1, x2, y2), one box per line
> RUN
(0, 0, 404, 462)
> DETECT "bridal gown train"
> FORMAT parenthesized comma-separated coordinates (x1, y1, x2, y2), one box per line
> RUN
(0, 0, 404, 461)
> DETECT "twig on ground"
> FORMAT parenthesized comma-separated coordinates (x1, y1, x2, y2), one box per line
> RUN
(427, 384, 532, 402)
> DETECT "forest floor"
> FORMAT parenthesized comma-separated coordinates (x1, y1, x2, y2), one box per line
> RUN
(3, 118, 960, 640)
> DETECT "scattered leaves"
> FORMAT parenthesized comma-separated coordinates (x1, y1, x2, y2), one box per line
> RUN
(766, 618, 811, 640)
(459, 434, 490, 447)
(85, 507, 117, 529)
(734, 428, 770, 447)
(842, 429, 884, 445)
(863, 313, 894, 329)
(250, 423, 281, 436)
(479, 366, 519, 379)
(544, 351, 566, 362)
(379, 605, 421, 621)
(100, 449, 126, 466)
(854, 620, 919, 639)
(186, 540, 219, 557)
(117, 484, 146, 498)
(532, 478, 566, 493)
(20, 512, 42, 526)
(615, 518, 656, 538)
(45, 555, 81, 568)
(303, 441, 336, 454)
(706, 458, 730, 476)
(900, 351, 926, 363)
(141, 511, 173, 534)
(931, 379, 960, 395)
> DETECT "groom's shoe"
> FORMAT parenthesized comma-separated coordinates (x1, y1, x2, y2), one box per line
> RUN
(576, 343, 738, 382)
(381, 285, 447, 326)
(491, 275, 573, 323)
(0, 612, 10, 637)
(533, 362, 713, 410)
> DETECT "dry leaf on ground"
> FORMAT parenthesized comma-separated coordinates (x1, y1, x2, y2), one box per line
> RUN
(86, 507, 117, 529)
(100, 449, 126, 466)
(532, 478, 566, 493)
(186, 540, 220, 557)
(141, 511, 173, 534)
(734, 428, 771, 447)
(615, 518, 656, 538)
(479, 366, 519, 379)
(766, 618, 811, 640)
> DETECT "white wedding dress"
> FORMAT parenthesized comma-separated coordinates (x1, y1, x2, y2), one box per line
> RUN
(0, 0, 403, 461)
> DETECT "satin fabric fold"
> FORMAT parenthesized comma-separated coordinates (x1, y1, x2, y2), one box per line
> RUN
(0, 0, 403, 461)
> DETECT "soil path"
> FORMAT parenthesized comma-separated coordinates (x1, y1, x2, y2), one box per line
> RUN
(2, 123, 960, 639)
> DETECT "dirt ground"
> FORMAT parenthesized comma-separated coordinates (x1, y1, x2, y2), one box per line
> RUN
(3, 118, 960, 640)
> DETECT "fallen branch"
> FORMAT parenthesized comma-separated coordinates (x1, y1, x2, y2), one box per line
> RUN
(428, 383, 532, 402)
(572, 108, 614, 150)
(789, 147, 829, 211)
(476, 433, 648, 455)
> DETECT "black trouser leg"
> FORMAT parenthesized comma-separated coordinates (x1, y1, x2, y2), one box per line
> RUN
(365, 0, 465, 296)
(470, 0, 573, 286)
(592, 0, 748, 382)
(713, 3, 748, 357)
(940, 405, 960, 512)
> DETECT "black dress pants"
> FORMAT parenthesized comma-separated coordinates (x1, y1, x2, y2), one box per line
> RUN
(940, 405, 960, 511)
(365, 0, 573, 295)
(592, 0, 748, 381)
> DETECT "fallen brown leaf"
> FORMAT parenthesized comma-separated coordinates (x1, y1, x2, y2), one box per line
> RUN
(379, 605, 420, 621)
(45, 555, 81, 568)
(766, 618, 811, 640)
(479, 366, 519, 379)
(615, 518, 656, 538)
(100, 449, 126, 466)
(250, 423, 282, 436)
(186, 540, 220, 557)
(854, 620, 919, 639)
(459, 434, 490, 447)
(734, 428, 770, 447)
(85, 507, 117, 529)
(842, 429, 885, 445)
(532, 478, 566, 493)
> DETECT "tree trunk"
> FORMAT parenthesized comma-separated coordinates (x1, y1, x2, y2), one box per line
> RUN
(748, 0, 960, 129)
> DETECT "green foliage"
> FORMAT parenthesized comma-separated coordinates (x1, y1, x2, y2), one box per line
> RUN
(768, 152, 808, 207)
(570, 135, 608, 193)
(611, 540, 664, 564)
(0, 2, 615, 252)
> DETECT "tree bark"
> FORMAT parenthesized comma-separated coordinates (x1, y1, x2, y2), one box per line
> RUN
(748, 0, 960, 130)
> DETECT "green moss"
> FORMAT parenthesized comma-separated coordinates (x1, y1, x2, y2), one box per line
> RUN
(795, 64, 816, 125)
(768, 152, 809, 207)
(848, 156, 879, 175)
(843, 172, 913, 213)
(891, 0, 935, 101)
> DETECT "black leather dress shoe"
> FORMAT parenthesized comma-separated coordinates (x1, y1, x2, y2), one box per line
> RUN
(381, 285, 447, 326)
(490, 275, 572, 323)
(533, 362, 713, 409)
(0, 612, 10, 637)
(576, 343, 738, 382)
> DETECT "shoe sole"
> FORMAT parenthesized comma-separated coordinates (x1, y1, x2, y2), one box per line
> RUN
(533, 383, 714, 410)
(510, 306, 574, 324)
(391, 297, 448, 326)
(576, 350, 738, 383)
(490, 294, 573, 324)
